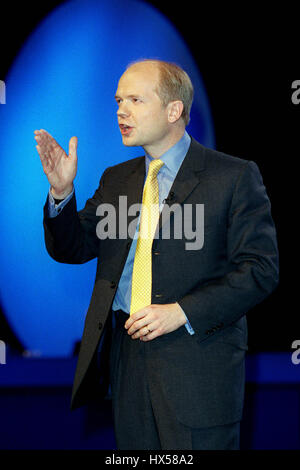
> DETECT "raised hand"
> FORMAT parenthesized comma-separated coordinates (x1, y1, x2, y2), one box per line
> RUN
(34, 129, 78, 199)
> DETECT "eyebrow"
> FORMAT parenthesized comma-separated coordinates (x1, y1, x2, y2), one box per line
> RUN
(114, 94, 142, 100)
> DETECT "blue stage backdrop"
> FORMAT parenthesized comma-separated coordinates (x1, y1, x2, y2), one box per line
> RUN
(0, 0, 215, 356)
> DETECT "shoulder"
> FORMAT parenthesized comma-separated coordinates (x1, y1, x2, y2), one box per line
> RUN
(190, 137, 249, 171)
(103, 155, 144, 177)
(187, 138, 265, 201)
(189, 137, 262, 183)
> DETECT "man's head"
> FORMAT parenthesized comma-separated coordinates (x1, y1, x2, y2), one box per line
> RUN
(115, 59, 194, 157)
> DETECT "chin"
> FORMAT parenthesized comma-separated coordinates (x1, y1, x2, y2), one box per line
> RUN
(122, 137, 138, 147)
(122, 140, 135, 147)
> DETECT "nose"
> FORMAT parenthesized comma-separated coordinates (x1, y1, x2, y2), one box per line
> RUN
(117, 101, 130, 118)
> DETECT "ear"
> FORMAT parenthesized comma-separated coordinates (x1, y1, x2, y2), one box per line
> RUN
(167, 100, 184, 123)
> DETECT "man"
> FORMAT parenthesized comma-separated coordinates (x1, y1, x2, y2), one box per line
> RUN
(35, 59, 279, 450)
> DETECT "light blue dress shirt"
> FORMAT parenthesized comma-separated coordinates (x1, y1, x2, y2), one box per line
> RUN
(48, 131, 194, 334)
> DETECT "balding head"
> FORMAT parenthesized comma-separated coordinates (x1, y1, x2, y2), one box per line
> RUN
(126, 59, 194, 126)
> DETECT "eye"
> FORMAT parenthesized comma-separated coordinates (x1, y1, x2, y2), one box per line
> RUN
(132, 97, 142, 103)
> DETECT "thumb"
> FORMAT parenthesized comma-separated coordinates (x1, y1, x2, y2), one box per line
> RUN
(69, 136, 78, 159)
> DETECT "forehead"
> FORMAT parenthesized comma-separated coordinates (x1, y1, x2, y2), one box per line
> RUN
(116, 62, 160, 96)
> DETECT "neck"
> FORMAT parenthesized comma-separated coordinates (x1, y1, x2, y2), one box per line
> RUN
(143, 127, 186, 158)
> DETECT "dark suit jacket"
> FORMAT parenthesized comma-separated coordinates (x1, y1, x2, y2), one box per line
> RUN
(43, 138, 279, 428)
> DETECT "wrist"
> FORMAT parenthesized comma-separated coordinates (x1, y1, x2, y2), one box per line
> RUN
(50, 184, 73, 200)
(174, 302, 187, 325)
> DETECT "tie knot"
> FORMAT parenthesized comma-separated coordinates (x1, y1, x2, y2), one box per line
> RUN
(148, 159, 164, 178)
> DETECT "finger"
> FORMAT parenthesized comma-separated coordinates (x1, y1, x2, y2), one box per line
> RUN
(35, 139, 54, 166)
(131, 318, 162, 340)
(140, 328, 160, 342)
(69, 136, 78, 159)
(36, 145, 52, 171)
(35, 144, 47, 163)
(43, 132, 55, 152)
(124, 309, 147, 330)
(127, 317, 150, 336)
(39, 129, 52, 137)
(38, 130, 57, 152)
(34, 133, 51, 154)
(34, 133, 42, 143)
(132, 325, 152, 340)
(36, 131, 63, 162)
(35, 137, 50, 157)
(36, 130, 50, 147)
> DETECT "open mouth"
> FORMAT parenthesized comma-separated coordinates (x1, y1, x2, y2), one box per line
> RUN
(119, 124, 134, 136)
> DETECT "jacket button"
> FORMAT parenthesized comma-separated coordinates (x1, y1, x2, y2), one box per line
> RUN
(110, 281, 116, 289)
(154, 251, 160, 255)
(98, 322, 103, 330)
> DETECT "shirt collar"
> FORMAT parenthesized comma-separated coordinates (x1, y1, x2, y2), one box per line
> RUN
(145, 131, 191, 177)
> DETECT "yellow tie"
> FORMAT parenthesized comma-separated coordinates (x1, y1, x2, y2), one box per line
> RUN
(130, 159, 164, 315)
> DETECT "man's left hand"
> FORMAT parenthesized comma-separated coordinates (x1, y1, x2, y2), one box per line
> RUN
(124, 303, 187, 341)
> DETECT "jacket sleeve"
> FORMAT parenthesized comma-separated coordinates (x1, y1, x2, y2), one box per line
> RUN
(43, 167, 111, 264)
(178, 160, 279, 342)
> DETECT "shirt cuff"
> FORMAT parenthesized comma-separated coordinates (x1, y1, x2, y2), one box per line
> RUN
(47, 187, 75, 218)
(176, 302, 194, 335)
(184, 314, 195, 335)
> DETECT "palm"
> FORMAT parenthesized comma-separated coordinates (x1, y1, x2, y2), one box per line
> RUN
(34, 129, 77, 194)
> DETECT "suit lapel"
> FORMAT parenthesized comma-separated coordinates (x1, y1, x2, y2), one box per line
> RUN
(111, 156, 145, 208)
(158, 138, 206, 232)
(112, 156, 145, 249)
(124, 157, 146, 208)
